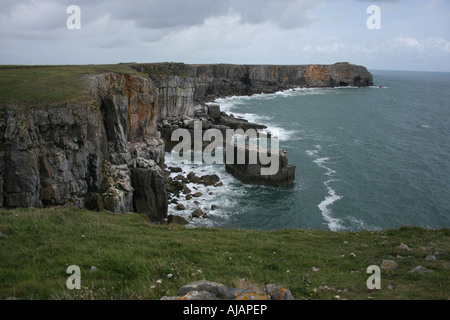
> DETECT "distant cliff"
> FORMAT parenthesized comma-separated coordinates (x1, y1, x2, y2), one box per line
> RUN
(130, 62, 373, 102)
(0, 63, 373, 221)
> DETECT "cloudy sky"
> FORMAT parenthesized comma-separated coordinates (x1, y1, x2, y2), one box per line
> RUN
(0, 0, 449, 71)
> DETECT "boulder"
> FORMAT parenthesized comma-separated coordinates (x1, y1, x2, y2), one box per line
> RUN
(381, 260, 398, 272)
(192, 208, 204, 218)
(409, 266, 434, 274)
(168, 215, 189, 225)
(175, 203, 186, 211)
(187, 172, 201, 184)
(201, 174, 221, 186)
(161, 280, 294, 300)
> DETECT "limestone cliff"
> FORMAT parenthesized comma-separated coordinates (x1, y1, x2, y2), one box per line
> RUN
(130, 62, 373, 102)
(0, 62, 373, 221)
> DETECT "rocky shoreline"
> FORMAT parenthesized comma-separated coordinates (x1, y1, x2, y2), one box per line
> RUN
(158, 101, 296, 226)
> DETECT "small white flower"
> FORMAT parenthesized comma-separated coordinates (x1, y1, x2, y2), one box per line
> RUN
(156, 279, 162, 284)
(167, 274, 173, 279)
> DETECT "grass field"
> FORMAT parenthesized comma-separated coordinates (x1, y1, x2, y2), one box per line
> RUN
(0, 64, 144, 106)
(0, 207, 448, 300)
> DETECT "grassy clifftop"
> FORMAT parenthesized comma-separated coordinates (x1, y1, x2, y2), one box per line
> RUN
(0, 64, 144, 106)
(0, 208, 448, 300)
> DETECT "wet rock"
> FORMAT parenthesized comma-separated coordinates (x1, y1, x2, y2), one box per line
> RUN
(169, 166, 183, 173)
(192, 192, 203, 198)
(208, 105, 222, 121)
(211, 205, 219, 211)
(165, 178, 185, 195)
(174, 174, 187, 183)
(175, 203, 186, 211)
(200, 174, 220, 186)
(187, 172, 201, 184)
(192, 208, 204, 218)
(218, 116, 267, 131)
(168, 215, 189, 225)
(182, 184, 191, 195)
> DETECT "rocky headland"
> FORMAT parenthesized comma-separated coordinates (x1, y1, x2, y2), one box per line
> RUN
(0, 62, 373, 224)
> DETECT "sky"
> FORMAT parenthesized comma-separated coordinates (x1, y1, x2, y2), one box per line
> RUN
(0, 0, 449, 72)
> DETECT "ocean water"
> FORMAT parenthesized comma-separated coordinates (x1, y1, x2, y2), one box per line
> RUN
(166, 70, 450, 231)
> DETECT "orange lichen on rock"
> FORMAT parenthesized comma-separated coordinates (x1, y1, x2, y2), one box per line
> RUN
(306, 65, 332, 84)
(161, 280, 295, 300)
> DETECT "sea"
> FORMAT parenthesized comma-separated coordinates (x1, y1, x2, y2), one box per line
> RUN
(165, 70, 450, 231)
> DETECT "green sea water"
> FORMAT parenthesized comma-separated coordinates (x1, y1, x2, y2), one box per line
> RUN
(166, 70, 450, 231)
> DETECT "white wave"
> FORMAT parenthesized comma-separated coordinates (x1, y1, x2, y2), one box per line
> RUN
(306, 144, 322, 157)
(165, 152, 238, 228)
(209, 105, 298, 142)
(306, 144, 344, 231)
(262, 126, 298, 141)
(318, 185, 344, 232)
(345, 216, 381, 231)
(333, 86, 360, 89)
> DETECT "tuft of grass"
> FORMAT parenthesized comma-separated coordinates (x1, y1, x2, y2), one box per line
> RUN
(0, 208, 448, 300)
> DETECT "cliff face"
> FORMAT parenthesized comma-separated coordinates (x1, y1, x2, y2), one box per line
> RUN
(130, 62, 373, 102)
(0, 72, 172, 221)
(0, 62, 373, 220)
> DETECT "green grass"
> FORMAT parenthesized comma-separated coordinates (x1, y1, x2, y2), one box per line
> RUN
(0, 64, 146, 106)
(0, 208, 448, 300)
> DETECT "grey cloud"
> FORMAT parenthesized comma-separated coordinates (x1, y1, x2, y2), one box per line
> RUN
(1, 0, 320, 30)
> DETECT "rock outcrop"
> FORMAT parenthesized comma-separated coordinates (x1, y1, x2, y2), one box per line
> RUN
(0, 62, 373, 218)
(225, 143, 296, 187)
(161, 280, 295, 300)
